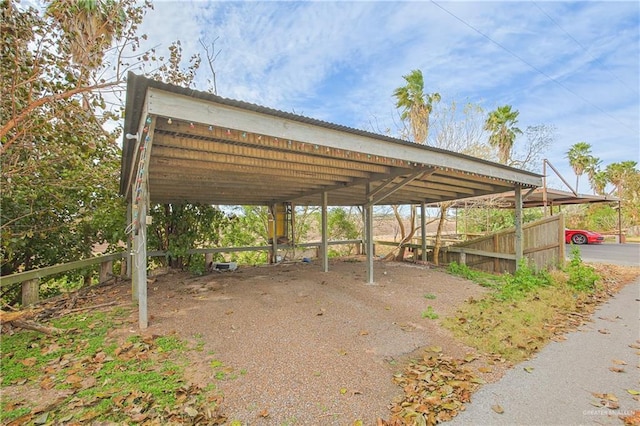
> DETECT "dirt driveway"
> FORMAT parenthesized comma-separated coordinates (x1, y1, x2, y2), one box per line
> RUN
(138, 257, 488, 424)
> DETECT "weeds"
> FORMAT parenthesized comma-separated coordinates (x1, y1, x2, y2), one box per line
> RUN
(565, 247, 600, 292)
(421, 306, 439, 319)
(444, 255, 603, 362)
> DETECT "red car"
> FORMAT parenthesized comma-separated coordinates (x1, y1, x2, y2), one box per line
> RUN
(565, 229, 605, 245)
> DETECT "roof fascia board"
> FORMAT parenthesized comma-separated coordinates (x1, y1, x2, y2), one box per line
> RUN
(123, 95, 151, 201)
(145, 87, 542, 188)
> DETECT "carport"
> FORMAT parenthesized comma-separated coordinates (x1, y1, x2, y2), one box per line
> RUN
(120, 73, 543, 328)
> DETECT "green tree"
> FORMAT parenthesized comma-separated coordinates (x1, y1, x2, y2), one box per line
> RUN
(484, 105, 522, 164)
(0, 1, 150, 280)
(566, 142, 593, 193)
(592, 170, 609, 196)
(605, 161, 639, 225)
(393, 69, 441, 144)
(584, 156, 603, 194)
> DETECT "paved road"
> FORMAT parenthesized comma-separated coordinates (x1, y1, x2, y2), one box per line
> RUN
(569, 243, 640, 267)
(450, 278, 640, 426)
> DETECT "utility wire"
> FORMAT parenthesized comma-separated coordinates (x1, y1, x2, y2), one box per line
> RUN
(429, 0, 634, 132)
(533, 0, 638, 95)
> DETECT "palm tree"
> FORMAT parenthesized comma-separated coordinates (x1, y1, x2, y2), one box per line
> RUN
(47, 0, 125, 76)
(606, 161, 638, 197)
(483, 105, 522, 164)
(592, 170, 609, 195)
(584, 155, 602, 194)
(393, 69, 440, 144)
(566, 142, 592, 193)
(391, 69, 440, 261)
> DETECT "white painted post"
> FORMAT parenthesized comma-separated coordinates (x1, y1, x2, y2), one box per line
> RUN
(365, 184, 374, 284)
(270, 204, 278, 263)
(321, 192, 329, 273)
(126, 202, 132, 279)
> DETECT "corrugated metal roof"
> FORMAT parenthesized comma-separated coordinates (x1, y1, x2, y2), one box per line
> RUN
(120, 72, 542, 207)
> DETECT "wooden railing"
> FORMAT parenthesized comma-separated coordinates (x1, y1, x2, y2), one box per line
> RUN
(0, 240, 364, 305)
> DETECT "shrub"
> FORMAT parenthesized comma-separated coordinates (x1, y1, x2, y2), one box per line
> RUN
(565, 247, 600, 292)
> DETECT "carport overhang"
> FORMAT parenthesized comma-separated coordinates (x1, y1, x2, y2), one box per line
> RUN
(120, 72, 543, 328)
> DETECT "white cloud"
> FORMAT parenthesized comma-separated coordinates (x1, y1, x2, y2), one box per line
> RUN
(134, 0, 639, 189)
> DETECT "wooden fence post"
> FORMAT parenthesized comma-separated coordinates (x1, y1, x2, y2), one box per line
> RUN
(22, 279, 39, 305)
(99, 260, 113, 284)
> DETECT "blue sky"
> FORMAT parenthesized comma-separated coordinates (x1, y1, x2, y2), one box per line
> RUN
(136, 1, 639, 192)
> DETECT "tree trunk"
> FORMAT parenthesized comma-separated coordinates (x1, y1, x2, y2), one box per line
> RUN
(433, 203, 450, 266)
(393, 205, 417, 261)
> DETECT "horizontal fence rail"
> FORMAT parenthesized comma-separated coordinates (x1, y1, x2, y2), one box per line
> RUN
(0, 253, 127, 288)
(0, 240, 364, 289)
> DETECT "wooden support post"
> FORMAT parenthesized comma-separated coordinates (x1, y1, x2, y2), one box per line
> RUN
(99, 260, 112, 284)
(205, 253, 213, 269)
(514, 184, 523, 269)
(21, 279, 39, 305)
(493, 234, 500, 272)
(321, 192, 329, 273)
(459, 251, 466, 266)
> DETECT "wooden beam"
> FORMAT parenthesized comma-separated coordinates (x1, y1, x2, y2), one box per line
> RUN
(146, 87, 542, 187)
(152, 130, 392, 174)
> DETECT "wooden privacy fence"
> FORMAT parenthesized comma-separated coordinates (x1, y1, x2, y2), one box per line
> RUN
(0, 240, 363, 306)
(441, 214, 566, 273)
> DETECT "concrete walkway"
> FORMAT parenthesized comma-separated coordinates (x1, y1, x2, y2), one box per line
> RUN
(450, 279, 640, 426)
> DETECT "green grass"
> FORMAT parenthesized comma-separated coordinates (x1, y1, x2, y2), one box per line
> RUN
(0, 309, 223, 424)
(443, 253, 602, 362)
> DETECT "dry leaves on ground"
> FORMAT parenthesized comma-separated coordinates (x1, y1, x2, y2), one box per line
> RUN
(379, 346, 483, 426)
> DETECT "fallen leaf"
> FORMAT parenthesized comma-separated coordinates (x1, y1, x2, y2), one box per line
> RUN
(21, 357, 37, 367)
(523, 366, 534, 373)
(40, 376, 55, 390)
(627, 389, 640, 395)
(613, 359, 628, 365)
(491, 404, 504, 414)
(598, 329, 610, 334)
(184, 406, 198, 417)
(478, 367, 492, 373)
(258, 408, 269, 418)
(609, 367, 625, 373)
(33, 413, 48, 425)
(620, 410, 640, 425)
(66, 374, 83, 384)
(359, 330, 369, 336)
(340, 387, 348, 395)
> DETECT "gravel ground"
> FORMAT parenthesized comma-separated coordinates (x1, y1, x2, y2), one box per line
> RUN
(143, 258, 489, 424)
